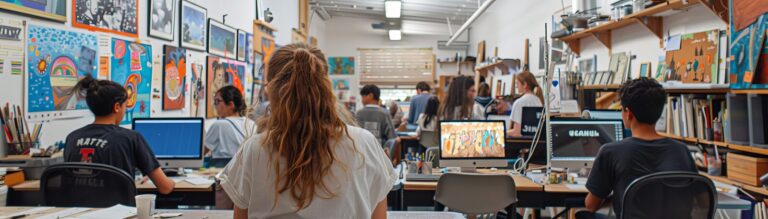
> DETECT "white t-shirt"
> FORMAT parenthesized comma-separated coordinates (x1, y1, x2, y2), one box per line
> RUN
(205, 117, 256, 159)
(416, 113, 438, 133)
(219, 126, 397, 218)
(509, 93, 543, 124)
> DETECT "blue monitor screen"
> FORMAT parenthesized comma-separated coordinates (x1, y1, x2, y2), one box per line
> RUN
(133, 119, 203, 159)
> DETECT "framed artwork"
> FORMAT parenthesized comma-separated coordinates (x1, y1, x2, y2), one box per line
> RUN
(656, 56, 668, 82)
(245, 33, 254, 64)
(149, 0, 177, 41)
(236, 29, 246, 61)
(72, 0, 139, 38)
(189, 61, 205, 117)
(328, 57, 355, 75)
(613, 53, 629, 84)
(110, 38, 152, 125)
(206, 56, 246, 118)
(639, 62, 652, 78)
(207, 19, 236, 59)
(582, 73, 593, 86)
(0, 0, 66, 22)
(180, 0, 206, 51)
(665, 30, 720, 83)
(594, 71, 604, 85)
(600, 71, 613, 85)
(26, 24, 97, 117)
(332, 79, 350, 90)
(261, 37, 275, 80)
(163, 45, 187, 110)
(579, 58, 594, 74)
(250, 81, 262, 106)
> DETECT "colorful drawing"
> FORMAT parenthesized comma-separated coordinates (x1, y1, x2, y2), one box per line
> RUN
(206, 56, 246, 118)
(207, 19, 236, 59)
(111, 38, 151, 125)
(730, 10, 768, 89)
(245, 33, 253, 64)
(332, 79, 350, 90)
(0, 0, 66, 22)
(189, 61, 205, 117)
(163, 45, 186, 110)
(0, 18, 24, 76)
(149, 0, 177, 41)
(236, 29, 246, 61)
(261, 37, 275, 80)
(180, 0, 206, 51)
(664, 29, 719, 83)
(27, 24, 97, 113)
(440, 122, 505, 158)
(328, 57, 354, 75)
(73, 0, 139, 38)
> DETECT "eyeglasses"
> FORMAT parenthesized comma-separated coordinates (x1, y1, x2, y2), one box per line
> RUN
(214, 98, 224, 105)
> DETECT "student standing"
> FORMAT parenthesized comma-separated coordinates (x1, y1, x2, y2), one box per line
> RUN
(416, 96, 440, 146)
(64, 75, 175, 194)
(406, 81, 433, 125)
(580, 78, 697, 218)
(204, 85, 256, 168)
(219, 43, 395, 218)
(507, 71, 544, 137)
(439, 76, 483, 120)
(357, 85, 398, 148)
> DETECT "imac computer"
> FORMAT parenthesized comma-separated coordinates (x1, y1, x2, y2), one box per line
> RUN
(439, 120, 507, 171)
(132, 118, 204, 169)
(549, 118, 624, 170)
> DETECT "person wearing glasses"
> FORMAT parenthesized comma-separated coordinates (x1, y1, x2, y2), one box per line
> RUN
(205, 85, 256, 168)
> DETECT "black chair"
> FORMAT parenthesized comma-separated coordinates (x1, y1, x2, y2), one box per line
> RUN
(621, 171, 716, 219)
(41, 162, 137, 207)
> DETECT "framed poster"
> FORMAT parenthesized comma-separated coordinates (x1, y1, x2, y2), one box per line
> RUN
(111, 39, 152, 125)
(162, 45, 187, 110)
(180, 0, 207, 51)
(245, 32, 253, 64)
(328, 57, 354, 75)
(206, 56, 246, 118)
(72, 0, 139, 38)
(639, 62, 652, 78)
(148, 0, 177, 41)
(236, 29, 246, 61)
(0, 0, 66, 22)
(207, 18, 236, 59)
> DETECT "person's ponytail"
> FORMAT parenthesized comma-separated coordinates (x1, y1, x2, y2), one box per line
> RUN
(72, 74, 128, 116)
(534, 85, 544, 105)
(72, 74, 99, 97)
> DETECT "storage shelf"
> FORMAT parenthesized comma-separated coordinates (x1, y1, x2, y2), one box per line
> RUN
(659, 133, 768, 156)
(580, 84, 621, 90)
(731, 89, 768, 95)
(705, 174, 768, 197)
(474, 61, 505, 72)
(665, 88, 730, 94)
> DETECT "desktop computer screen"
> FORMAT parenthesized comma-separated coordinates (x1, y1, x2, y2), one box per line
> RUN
(132, 118, 204, 168)
(438, 120, 507, 168)
(549, 119, 623, 169)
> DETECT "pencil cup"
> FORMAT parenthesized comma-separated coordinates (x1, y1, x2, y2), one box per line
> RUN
(7, 141, 37, 156)
(406, 161, 418, 174)
(135, 194, 156, 219)
(423, 162, 433, 175)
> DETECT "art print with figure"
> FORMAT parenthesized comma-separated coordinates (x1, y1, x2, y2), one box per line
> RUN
(111, 38, 151, 125)
(73, 0, 139, 38)
(162, 45, 186, 110)
(206, 56, 246, 118)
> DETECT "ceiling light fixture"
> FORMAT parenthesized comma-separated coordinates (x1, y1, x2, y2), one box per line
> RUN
(385, 0, 401, 18)
(389, 29, 402, 40)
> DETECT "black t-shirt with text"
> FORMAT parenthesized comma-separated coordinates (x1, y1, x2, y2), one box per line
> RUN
(585, 137, 697, 216)
(64, 124, 160, 176)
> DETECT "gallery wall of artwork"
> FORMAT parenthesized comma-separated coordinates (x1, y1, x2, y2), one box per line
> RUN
(0, 0, 266, 146)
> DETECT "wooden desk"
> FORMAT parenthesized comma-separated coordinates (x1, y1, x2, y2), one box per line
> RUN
(0, 207, 232, 218)
(11, 179, 213, 192)
(544, 184, 588, 194)
(403, 174, 543, 192)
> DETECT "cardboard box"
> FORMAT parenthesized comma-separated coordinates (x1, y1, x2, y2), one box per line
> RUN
(727, 152, 768, 186)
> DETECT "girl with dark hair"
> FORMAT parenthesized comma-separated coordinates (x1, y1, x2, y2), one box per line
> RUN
(416, 96, 440, 140)
(439, 76, 483, 120)
(473, 83, 494, 118)
(219, 43, 394, 218)
(204, 85, 256, 167)
(63, 75, 175, 194)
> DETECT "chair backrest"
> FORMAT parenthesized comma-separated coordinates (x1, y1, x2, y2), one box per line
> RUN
(419, 130, 438, 148)
(520, 107, 544, 136)
(621, 171, 716, 219)
(434, 173, 518, 215)
(41, 162, 137, 207)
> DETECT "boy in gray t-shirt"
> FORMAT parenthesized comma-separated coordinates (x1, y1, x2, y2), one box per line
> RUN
(356, 85, 397, 148)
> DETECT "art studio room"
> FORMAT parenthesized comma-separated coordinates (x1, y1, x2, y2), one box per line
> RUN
(0, 0, 767, 218)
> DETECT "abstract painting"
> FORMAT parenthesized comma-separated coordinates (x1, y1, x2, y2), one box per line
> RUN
(664, 29, 719, 83)
(73, 0, 139, 38)
(0, 0, 66, 22)
(730, 12, 768, 89)
(328, 57, 354, 75)
(27, 24, 97, 114)
(245, 33, 253, 63)
(206, 56, 246, 118)
(236, 29, 246, 61)
(162, 45, 186, 110)
(207, 19, 236, 59)
(260, 37, 275, 80)
(189, 61, 205, 117)
(0, 17, 24, 76)
(332, 79, 350, 90)
(148, 0, 176, 41)
(180, 0, 206, 51)
(110, 38, 151, 125)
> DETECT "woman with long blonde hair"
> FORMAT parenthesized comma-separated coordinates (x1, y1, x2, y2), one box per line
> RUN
(219, 44, 395, 218)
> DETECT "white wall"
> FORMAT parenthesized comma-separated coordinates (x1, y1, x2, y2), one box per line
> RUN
(0, 0, 304, 148)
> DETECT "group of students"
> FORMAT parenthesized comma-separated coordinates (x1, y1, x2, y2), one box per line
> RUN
(59, 43, 696, 218)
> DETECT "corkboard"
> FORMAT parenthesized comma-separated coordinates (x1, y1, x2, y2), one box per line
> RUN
(664, 30, 720, 83)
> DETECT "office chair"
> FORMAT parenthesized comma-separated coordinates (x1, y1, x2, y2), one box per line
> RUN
(621, 171, 716, 219)
(41, 162, 137, 207)
(434, 173, 518, 218)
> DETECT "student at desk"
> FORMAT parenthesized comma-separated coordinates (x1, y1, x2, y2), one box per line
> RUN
(580, 78, 697, 218)
(205, 85, 256, 168)
(440, 76, 483, 120)
(415, 96, 440, 146)
(63, 75, 175, 194)
(219, 44, 395, 218)
(507, 71, 543, 137)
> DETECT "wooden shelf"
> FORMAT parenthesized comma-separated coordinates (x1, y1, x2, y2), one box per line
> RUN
(665, 88, 730, 94)
(475, 61, 505, 72)
(659, 133, 768, 155)
(558, 0, 701, 55)
(731, 89, 768, 95)
(705, 174, 768, 197)
(580, 84, 621, 90)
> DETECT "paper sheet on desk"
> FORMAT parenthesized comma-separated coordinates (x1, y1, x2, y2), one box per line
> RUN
(1, 207, 53, 218)
(76, 204, 136, 219)
(35, 207, 89, 219)
(184, 177, 215, 185)
(566, 184, 586, 190)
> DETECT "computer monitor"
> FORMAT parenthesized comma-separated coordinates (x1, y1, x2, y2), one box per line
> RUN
(439, 120, 507, 169)
(132, 118, 204, 168)
(549, 118, 624, 170)
(521, 107, 544, 136)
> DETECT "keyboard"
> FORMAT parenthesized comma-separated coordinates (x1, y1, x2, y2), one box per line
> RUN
(406, 173, 441, 182)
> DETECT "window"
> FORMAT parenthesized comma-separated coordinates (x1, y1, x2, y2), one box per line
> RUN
(358, 48, 435, 86)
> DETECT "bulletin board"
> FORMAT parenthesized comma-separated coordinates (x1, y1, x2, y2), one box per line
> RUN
(663, 30, 720, 83)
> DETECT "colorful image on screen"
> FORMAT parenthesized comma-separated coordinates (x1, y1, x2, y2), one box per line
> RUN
(440, 121, 505, 158)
